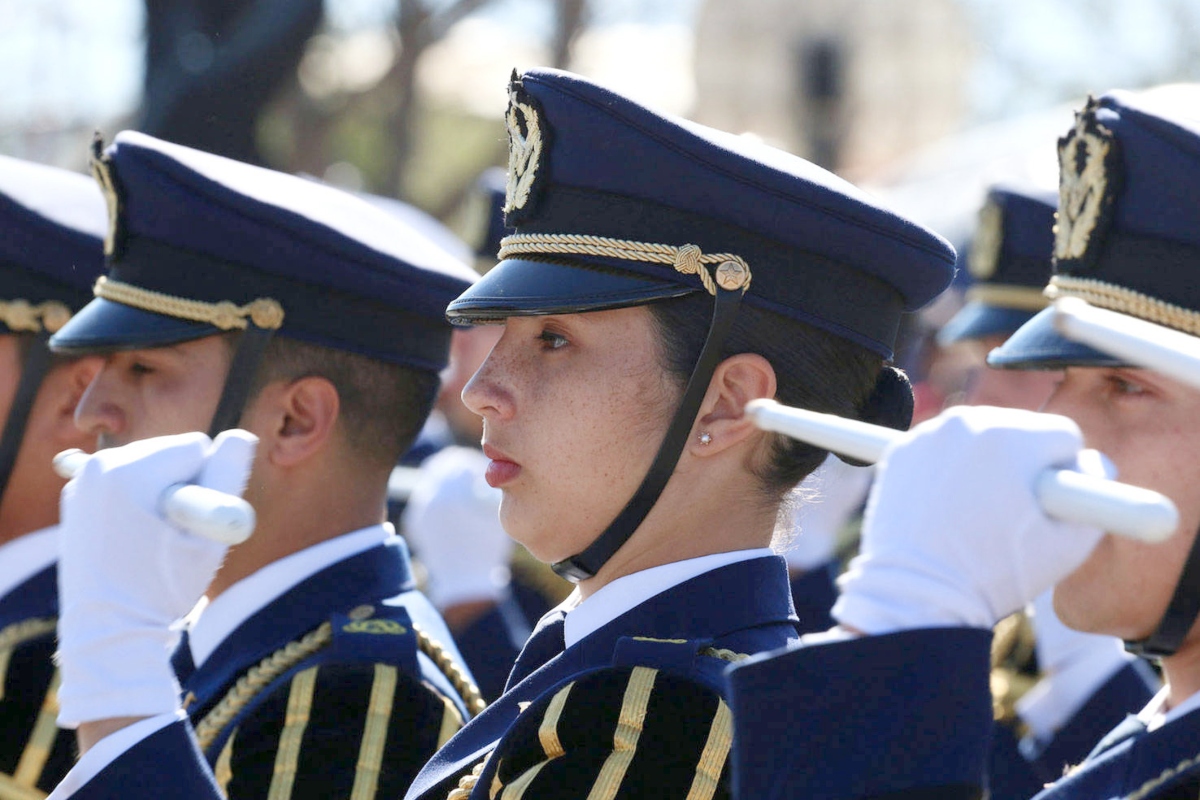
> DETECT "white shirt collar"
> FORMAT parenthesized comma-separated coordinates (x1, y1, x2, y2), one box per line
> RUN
(1139, 684, 1200, 732)
(188, 524, 393, 667)
(0, 526, 58, 601)
(562, 548, 775, 649)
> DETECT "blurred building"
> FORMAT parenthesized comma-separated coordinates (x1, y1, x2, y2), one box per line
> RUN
(692, 0, 973, 178)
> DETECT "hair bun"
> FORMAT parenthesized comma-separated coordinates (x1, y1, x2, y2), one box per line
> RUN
(835, 366, 914, 467)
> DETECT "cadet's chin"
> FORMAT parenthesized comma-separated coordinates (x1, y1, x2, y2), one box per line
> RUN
(1053, 564, 1161, 642)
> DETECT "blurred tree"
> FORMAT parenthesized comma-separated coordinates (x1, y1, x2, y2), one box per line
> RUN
(551, 0, 590, 69)
(382, 0, 498, 197)
(140, 0, 324, 165)
(139, 0, 597, 210)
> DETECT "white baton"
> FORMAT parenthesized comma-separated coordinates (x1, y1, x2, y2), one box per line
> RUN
(53, 449, 256, 546)
(1052, 296, 1200, 392)
(744, 398, 1178, 544)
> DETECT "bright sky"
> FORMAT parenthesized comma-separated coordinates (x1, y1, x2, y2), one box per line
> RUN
(2, 0, 1197, 156)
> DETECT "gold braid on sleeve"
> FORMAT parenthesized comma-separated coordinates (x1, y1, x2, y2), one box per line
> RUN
(194, 622, 333, 753)
(193, 619, 486, 754)
(414, 624, 487, 717)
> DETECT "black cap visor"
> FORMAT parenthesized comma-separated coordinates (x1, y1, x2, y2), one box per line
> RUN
(445, 256, 697, 324)
(986, 306, 1124, 370)
(49, 297, 217, 355)
(937, 304, 1039, 346)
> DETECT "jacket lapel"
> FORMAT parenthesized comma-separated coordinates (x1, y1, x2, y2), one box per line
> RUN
(405, 555, 795, 800)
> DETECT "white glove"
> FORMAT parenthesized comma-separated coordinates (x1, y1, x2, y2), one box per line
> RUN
(56, 430, 257, 727)
(1016, 589, 1133, 742)
(833, 406, 1105, 634)
(402, 447, 513, 608)
(783, 454, 873, 571)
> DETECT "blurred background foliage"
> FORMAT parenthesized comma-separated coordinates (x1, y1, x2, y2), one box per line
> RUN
(3, 0, 1200, 242)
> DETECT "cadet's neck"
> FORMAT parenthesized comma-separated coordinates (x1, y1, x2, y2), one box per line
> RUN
(205, 458, 389, 599)
(577, 453, 776, 600)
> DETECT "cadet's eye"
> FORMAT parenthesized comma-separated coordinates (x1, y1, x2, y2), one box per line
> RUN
(1108, 375, 1146, 396)
(538, 330, 569, 351)
(129, 362, 154, 376)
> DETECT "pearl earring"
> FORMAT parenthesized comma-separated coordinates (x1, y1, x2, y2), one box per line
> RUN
(698, 432, 713, 445)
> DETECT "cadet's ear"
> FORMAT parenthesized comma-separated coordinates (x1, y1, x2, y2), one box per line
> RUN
(688, 353, 776, 457)
(256, 375, 340, 467)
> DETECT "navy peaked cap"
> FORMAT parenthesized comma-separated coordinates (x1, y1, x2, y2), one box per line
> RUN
(939, 185, 1057, 345)
(446, 68, 956, 359)
(51, 131, 478, 372)
(991, 86, 1200, 369)
(0, 155, 107, 335)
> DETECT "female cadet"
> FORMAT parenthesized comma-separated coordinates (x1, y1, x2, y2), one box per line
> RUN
(43, 67, 954, 800)
(401, 67, 955, 800)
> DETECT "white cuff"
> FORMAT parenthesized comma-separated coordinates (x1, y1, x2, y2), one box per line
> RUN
(48, 711, 183, 799)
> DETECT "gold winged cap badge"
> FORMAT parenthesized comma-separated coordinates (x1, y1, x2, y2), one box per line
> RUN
(505, 89, 544, 215)
(1055, 109, 1115, 261)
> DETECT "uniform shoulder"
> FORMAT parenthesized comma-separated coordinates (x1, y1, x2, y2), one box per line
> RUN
(214, 659, 466, 799)
(195, 605, 482, 757)
(487, 665, 733, 800)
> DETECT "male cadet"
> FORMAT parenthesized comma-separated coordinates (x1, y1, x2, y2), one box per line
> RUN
(44, 131, 482, 798)
(0, 156, 106, 797)
(728, 90, 1200, 800)
(940, 184, 1158, 800)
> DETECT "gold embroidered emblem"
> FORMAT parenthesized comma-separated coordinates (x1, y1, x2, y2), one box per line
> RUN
(1055, 99, 1118, 265)
(342, 619, 407, 635)
(89, 136, 121, 257)
(504, 80, 545, 218)
(969, 198, 1004, 280)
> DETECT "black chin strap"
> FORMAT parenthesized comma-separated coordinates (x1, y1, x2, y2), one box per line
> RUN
(207, 323, 276, 437)
(0, 332, 55, 506)
(552, 284, 746, 582)
(1125, 520, 1200, 658)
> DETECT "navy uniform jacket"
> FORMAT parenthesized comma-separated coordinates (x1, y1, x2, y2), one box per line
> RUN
(789, 560, 838, 635)
(68, 537, 481, 799)
(405, 554, 800, 800)
(988, 660, 1159, 800)
(728, 628, 1190, 800)
(729, 628, 995, 800)
(0, 563, 75, 797)
(1029, 703, 1200, 799)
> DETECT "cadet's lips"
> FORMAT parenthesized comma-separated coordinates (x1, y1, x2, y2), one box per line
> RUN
(482, 444, 521, 487)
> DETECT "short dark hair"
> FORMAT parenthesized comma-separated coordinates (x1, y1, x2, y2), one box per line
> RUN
(247, 336, 439, 470)
(649, 293, 882, 500)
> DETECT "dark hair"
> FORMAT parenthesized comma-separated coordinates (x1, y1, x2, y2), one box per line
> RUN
(649, 293, 884, 500)
(247, 336, 439, 471)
